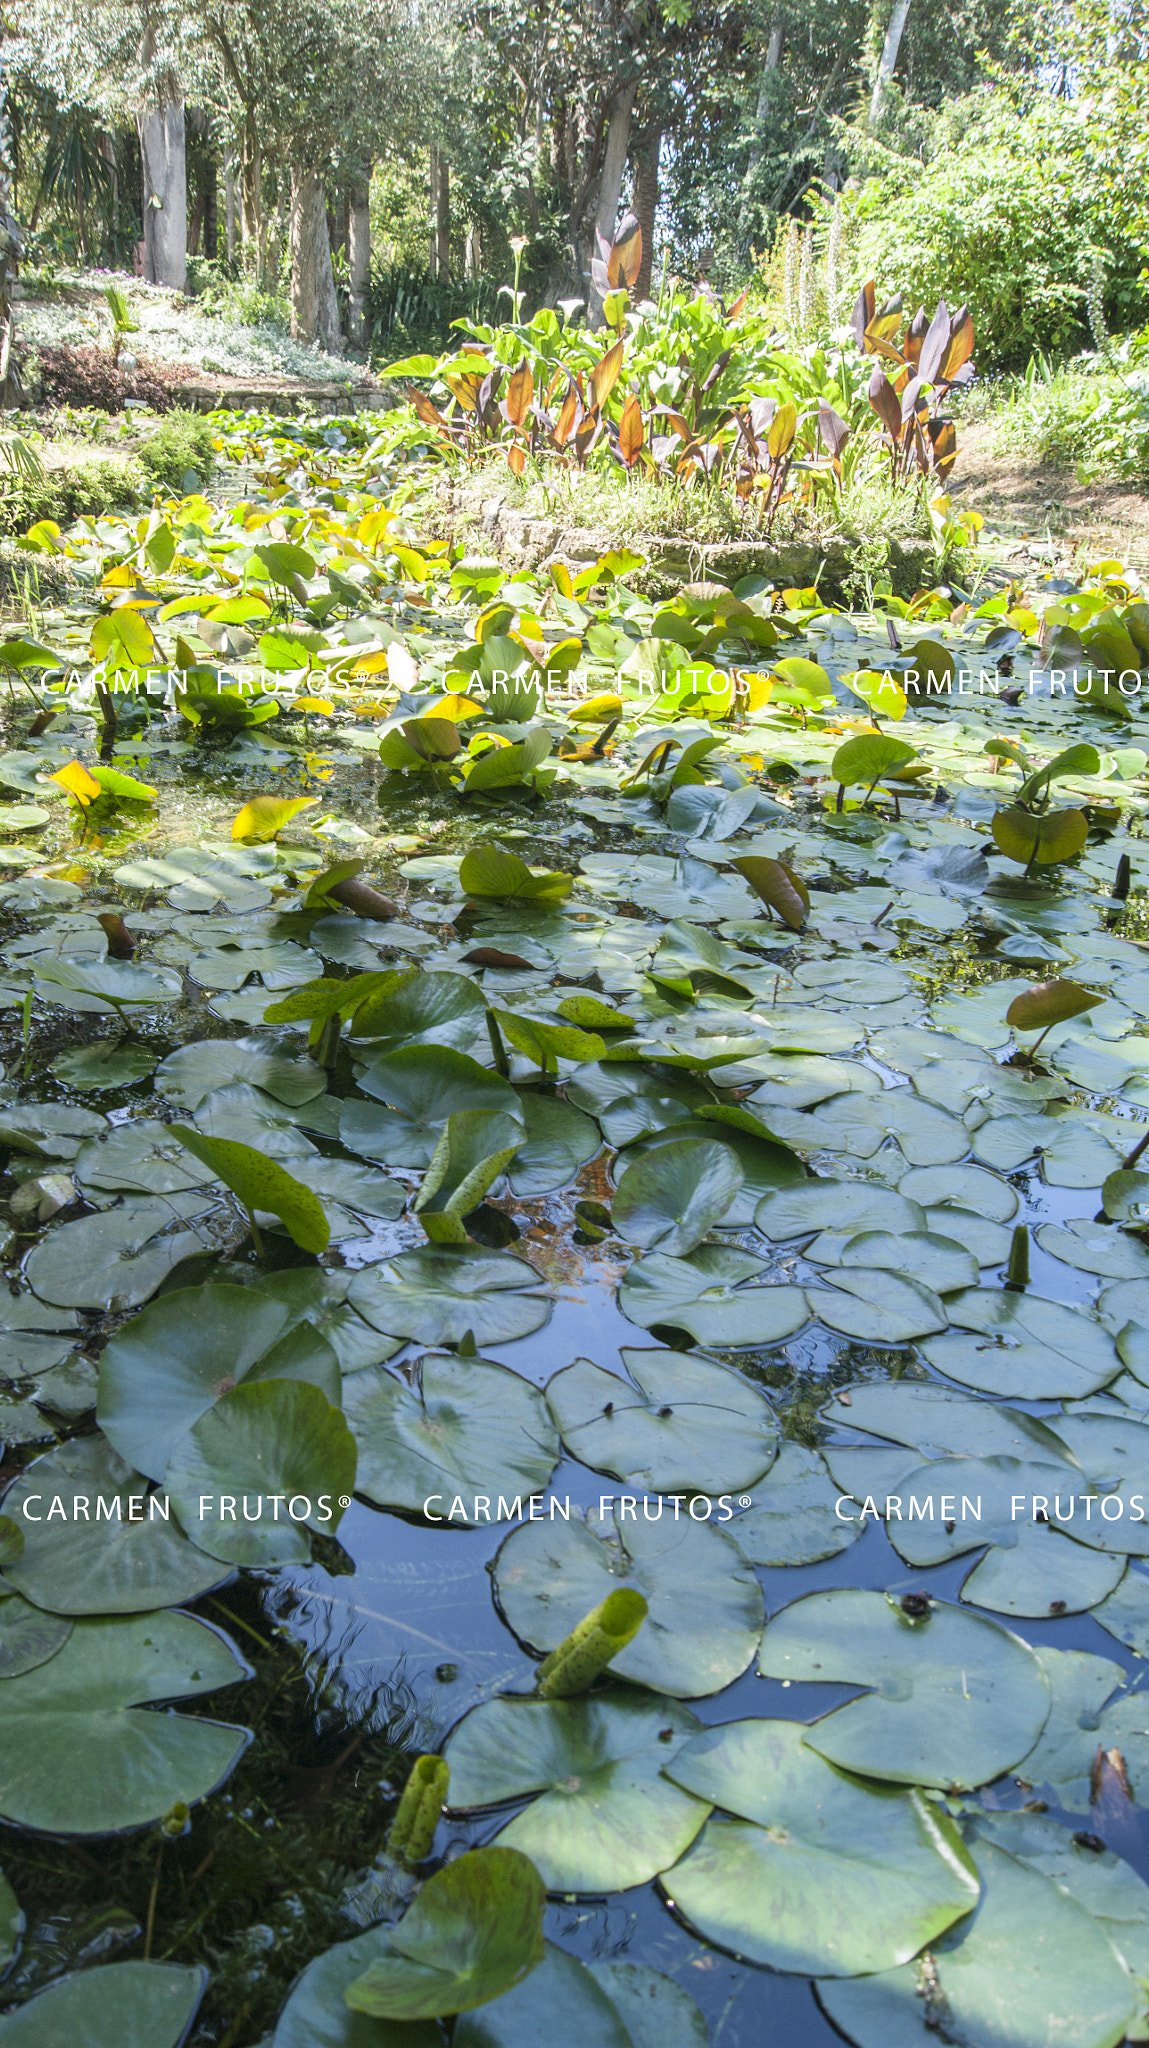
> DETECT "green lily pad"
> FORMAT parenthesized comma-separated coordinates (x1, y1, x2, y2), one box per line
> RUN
(0, 1103, 107, 1159)
(344, 1848, 545, 2020)
(0, 1610, 249, 1832)
(505, 1093, 600, 1195)
(921, 1290, 1122, 1399)
(566, 1063, 710, 1149)
(1010, 1644, 1128, 1809)
(612, 1139, 744, 1256)
(584, 1962, 707, 2048)
(0, 1962, 208, 2048)
(24, 1193, 218, 1312)
(663, 1718, 979, 1976)
(344, 1353, 558, 1521)
(0, 1292, 81, 1377)
(0, 1592, 72, 1678)
(545, 1350, 777, 1493)
(49, 1041, 159, 1090)
(98, 1282, 342, 1483)
(443, 1691, 709, 1893)
(732, 1443, 863, 1566)
(2, 1436, 227, 1613)
(74, 1120, 215, 1195)
(919, 1204, 1015, 1267)
(814, 1230, 977, 1295)
(347, 1246, 550, 1348)
(454, 1947, 631, 2048)
(755, 1181, 927, 1240)
(815, 1839, 1137, 2048)
(1093, 1568, 1149, 1657)
(807, 1267, 949, 1343)
(758, 1589, 1052, 1790)
(1037, 1218, 1149, 1279)
(272, 1922, 444, 2048)
(342, 1049, 520, 1170)
(0, 1865, 18, 1971)
(618, 1243, 808, 1348)
(350, 971, 489, 1057)
(820, 1381, 1080, 1466)
(493, 1504, 764, 1697)
(165, 1378, 356, 1565)
(156, 1037, 328, 1109)
(1042, 1410, 1149, 1557)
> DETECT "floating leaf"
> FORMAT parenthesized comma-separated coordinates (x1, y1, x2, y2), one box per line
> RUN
(348, 1245, 550, 1348)
(0, 1962, 208, 2048)
(344, 1848, 545, 2020)
(613, 1139, 744, 1256)
(231, 795, 319, 841)
(619, 1244, 808, 1348)
(165, 1379, 355, 1566)
(459, 846, 573, 903)
(545, 1350, 777, 1493)
(733, 1443, 863, 1566)
(1006, 979, 1103, 1033)
(344, 1353, 558, 1520)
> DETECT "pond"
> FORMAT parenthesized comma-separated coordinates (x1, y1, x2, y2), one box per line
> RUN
(0, 414, 1147, 2046)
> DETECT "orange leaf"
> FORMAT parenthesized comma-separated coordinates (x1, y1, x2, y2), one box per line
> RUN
(589, 339, 625, 412)
(618, 393, 645, 468)
(505, 358, 534, 428)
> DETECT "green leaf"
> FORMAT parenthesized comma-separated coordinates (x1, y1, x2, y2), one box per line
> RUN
(459, 846, 573, 903)
(991, 806, 1088, 865)
(491, 1009, 604, 1073)
(493, 1503, 764, 1697)
(545, 1349, 777, 1492)
(0, 1610, 249, 1832)
(263, 970, 406, 1028)
(733, 1443, 864, 1566)
(613, 1138, 743, 1256)
(462, 730, 552, 795)
(25, 1193, 217, 1312)
(165, 1379, 356, 1565)
(0, 1596, 72, 1680)
(443, 1692, 708, 1894)
(272, 1924, 445, 2048)
(252, 540, 316, 581)
(348, 1245, 550, 1348)
(343, 1351, 558, 1519)
(414, 1108, 524, 1244)
(344, 1849, 545, 2020)
(1006, 978, 1103, 1031)
(816, 1839, 1137, 2048)
(170, 1127, 330, 1253)
(921, 1289, 1121, 1400)
(758, 1590, 1052, 1790)
(729, 855, 808, 929)
(506, 1094, 601, 1196)
(619, 1243, 808, 1348)
(342, 1049, 521, 1170)
(454, 1947, 632, 2048)
(663, 1718, 979, 1977)
(98, 1281, 342, 1481)
(830, 735, 918, 787)
(0, 1963, 208, 2048)
(90, 607, 160, 671)
(755, 1180, 926, 1239)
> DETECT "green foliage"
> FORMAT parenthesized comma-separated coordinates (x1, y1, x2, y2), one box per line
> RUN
(135, 410, 217, 494)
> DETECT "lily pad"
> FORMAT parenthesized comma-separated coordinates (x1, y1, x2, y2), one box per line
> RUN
(755, 1181, 927, 1241)
(815, 1839, 1138, 2048)
(2, 1436, 227, 1613)
(453, 1947, 631, 2048)
(805, 1269, 949, 1344)
(443, 1691, 709, 1893)
(347, 1246, 550, 1348)
(272, 1922, 445, 2047)
(74, 1120, 215, 1196)
(98, 1282, 342, 1483)
(663, 1718, 979, 1977)
(758, 1589, 1052, 1790)
(493, 1504, 764, 1697)
(504, 1093, 600, 1196)
(342, 1049, 520, 1170)
(344, 1353, 558, 1521)
(165, 1379, 356, 1565)
(820, 1380, 1081, 1466)
(545, 1350, 777, 1493)
(0, 1962, 208, 2048)
(896, 1165, 1018, 1224)
(0, 1610, 249, 1833)
(921, 1290, 1122, 1400)
(618, 1243, 808, 1348)
(24, 1193, 219, 1312)
(156, 1037, 328, 1110)
(0, 1593, 72, 1678)
(344, 1848, 545, 2020)
(612, 1140, 744, 1256)
(49, 1041, 159, 1090)
(732, 1443, 863, 1566)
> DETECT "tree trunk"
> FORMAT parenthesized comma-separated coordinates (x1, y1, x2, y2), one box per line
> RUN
(348, 177, 371, 345)
(588, 79, 636, 319)
(631, 129, 660, 301)
(203, 156, 218, 261)
(465, 221, 482, 277)
(289, 167, 342, 353)
(137, 95, 187, 289)
(224, 146, 237, 262)
(435, 158, 450, 282)
(739, 24, 783, 247)
(429, 145, 439, 276)
(869, 0, 911, 122)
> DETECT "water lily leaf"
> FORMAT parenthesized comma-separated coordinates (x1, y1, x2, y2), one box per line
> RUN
(1042, 1411, 1149, 1558)
(806, 1268, 948, 1343)
(493, 1504, 764, 1697)
(351, 971, 490, 1055)
(157, 1039, 328, 1111)
(231, 795, 319, 841)
(0, 1962, 208, 2048)
(0, 1593, 72, 1679)
(459, 846, 572, 904)
(618, 1244, 808, 1348)
(613, 1139, 744, 1256)
(165, 1379, 356, 1565)
(1036, 1218, 1149, 1279)
(348, 1245, 550, 1347)
(98, 1282, 342, 1482)
(1007, 978, 1104, 1032)
(817, 1231, 977, 1295)
(803, 1091, 970, 1167)
(0, 1102, 107, 1160)
(344, 1848, 545, 2020)
(74, 1120, 215, 1196)
(755, 1181, 926, 1240)
(344, 1353, 558, 1520)
(921, 1290, 1121, 1399)
(816, 1839, 1138, 2048)
(49, 1040, 158, 1090)
(190, 1082, 318, 1158)
(663, 1718, 979, 1977)
(821, 1380, 1079, 1466)
(454, 1946, 631, 2048)
(0, 1609, 249, 1832)
(831, 735, 918, 787)
(1008, 1645, 1128, 1809)
(25, 1192, 217, 1312)
(0, 1863, 18, 1970)
(491, 1010, 604, 1073)
(171, 1126, 329, 1253)
(2, 1437, 227, 1613)
(415, 1108, 523, 1244)
(583, 1961, 707, 2048)
(271, 1922, 445, 2048)
(730, 856, 808, 930)
(443, 1691, 708, 1893)
(896, 1163, 1018, 1222)
(343, 1048, 520, 1171)
(504, 1094, 600, 1195)
(733, 1444, 863, 1566)
(566, 1062, 710, 1148)
(991, 805, 1089, 866)
(33, 956, 183, 1013)
(745, 1054, 882, 1112)
(546, 1350, 777, 1493)
(758, 1589, 1052, 1790)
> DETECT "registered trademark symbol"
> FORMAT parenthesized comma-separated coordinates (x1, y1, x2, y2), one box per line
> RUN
(739, 1495, 752, 1508)
(339, 1496, 352, 1509)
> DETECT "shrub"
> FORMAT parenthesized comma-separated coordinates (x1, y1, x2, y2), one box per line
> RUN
(847, 94, 1149, 371)
(135, 409, 216, 492)
(31, 343, 191, 412)
(0, 455, 144, 535)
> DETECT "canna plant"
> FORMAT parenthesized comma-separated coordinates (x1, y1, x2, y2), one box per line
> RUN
(852, 282, 975, 486)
